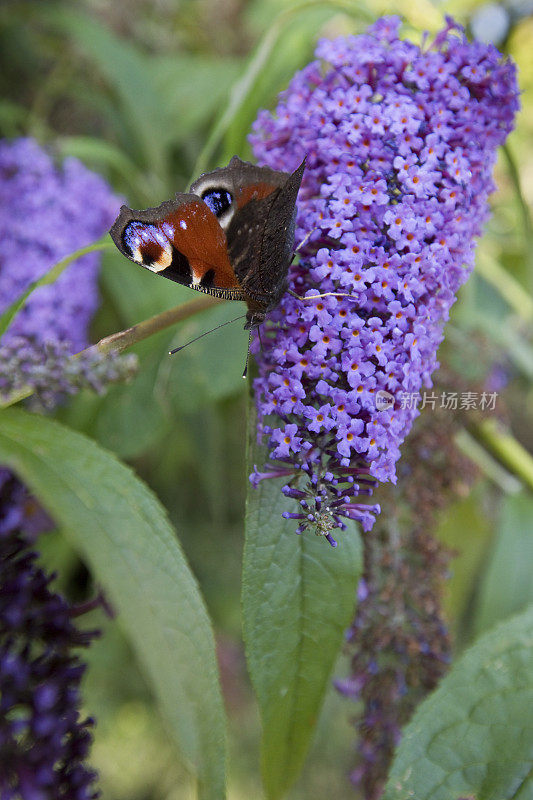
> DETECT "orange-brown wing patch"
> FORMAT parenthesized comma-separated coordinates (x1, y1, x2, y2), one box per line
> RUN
(235, 182, 279, 209)
(112, 197, 241, 290)
(163, 199, 240, 288)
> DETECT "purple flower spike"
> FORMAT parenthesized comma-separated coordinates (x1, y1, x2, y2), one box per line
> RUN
(0, 138, 120, 352)
(249, 16, 518, 543)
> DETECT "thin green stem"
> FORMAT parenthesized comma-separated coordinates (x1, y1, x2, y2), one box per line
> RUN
(0, 236, 114, 340)
(503, 142, 533, 293)
(455, 428, 522, 494)
(93, 295, 222, 355)
(0, 295, 222, 409)
(476, 243, 533, 322)
(42, 237, 115, 286)
(471, 418, 533, 494)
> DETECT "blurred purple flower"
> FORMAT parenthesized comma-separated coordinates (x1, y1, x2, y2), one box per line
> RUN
(249, 16, 519, 544)
(0, 138, 136, 407)
(0, 470, 100, 799)
(0, 137, 119, 352)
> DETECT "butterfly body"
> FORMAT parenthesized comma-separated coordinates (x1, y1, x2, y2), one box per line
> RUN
(110, 157, 305, 328)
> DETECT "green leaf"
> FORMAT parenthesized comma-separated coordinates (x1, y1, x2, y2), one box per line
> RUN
(46, 9, 169, 176)
(222, 6, 334, 164)
(148, 54, 242, 143)
(0, 408, 226, 800)
(157, 302, 249, 411)
(242, 405, 362, 799)
(473, 492, 533, 637)
(102, 249, 247, 401)
(101, 248, 191, 324)
(90, 252, 246, 456)
(434, 485, 494, 644)
(383, 604, 533, 800)
(93, 338, 171, 459)
(56, 135, 145, 198)
(0, 99, 28, 136)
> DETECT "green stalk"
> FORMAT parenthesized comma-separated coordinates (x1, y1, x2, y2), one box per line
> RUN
(93, 295, 222, 355)
(476, 243, 533, 322)
(472, 418, 533, 494)
(0, 296, 222, 409)
(0, 236, 114, 339)
(503, 143, 533, 294)
(455, 428, 522, 494)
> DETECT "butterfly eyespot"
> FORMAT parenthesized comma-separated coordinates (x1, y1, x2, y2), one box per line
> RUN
(201, 188, 233, 218)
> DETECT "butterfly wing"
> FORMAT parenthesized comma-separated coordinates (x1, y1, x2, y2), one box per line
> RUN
(109, 194, 245, 298)
(190, 156, 290, 233)
(237, 159, 306, 303)
(190, 157, 303, 292)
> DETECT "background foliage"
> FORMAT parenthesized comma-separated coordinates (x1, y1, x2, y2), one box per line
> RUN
(1, 0, 533, 798)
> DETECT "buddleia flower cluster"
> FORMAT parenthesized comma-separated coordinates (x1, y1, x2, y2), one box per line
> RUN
(249, 17, 519, 545)
(0, 336, 137, 411)
(0, 137, 118, 351)
(0, 137, 136, 404)
(336, 367, 482, 797)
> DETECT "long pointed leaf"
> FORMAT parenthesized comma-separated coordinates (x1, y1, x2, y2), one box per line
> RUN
(473, 492, 533, 637)
(45, 8, 168, 175)
(0, 409, 227, 800)
(193, 0, 373, 177)
(243, 406, 362, 799)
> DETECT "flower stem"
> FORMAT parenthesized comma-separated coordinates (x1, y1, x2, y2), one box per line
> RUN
(93, 295, 222, 355)
(0, 236, 115, 339)
(471, 418, 533, 493)
(503, 143, 533, 294)
(476, 242, 533, 322)
(455, 428, 522, 494)
(0, 295, 222, 408)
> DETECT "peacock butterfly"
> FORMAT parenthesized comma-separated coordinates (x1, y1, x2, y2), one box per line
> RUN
(109, 156, 306, 330)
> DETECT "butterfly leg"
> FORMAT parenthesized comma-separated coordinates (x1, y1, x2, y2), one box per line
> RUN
(294, 227, 318, 252)
(286, 289, 357, 301)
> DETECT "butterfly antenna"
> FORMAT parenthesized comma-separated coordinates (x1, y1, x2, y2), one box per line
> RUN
(242, 326, 254, 379)
(169, 314, 247, 355)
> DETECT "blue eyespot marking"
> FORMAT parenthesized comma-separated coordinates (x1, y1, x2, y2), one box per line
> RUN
(123, 221, 168, 254)
(201, 188, 233, 218)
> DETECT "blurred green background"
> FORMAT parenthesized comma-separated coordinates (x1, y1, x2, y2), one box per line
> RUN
(2, 0, 533, 797)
